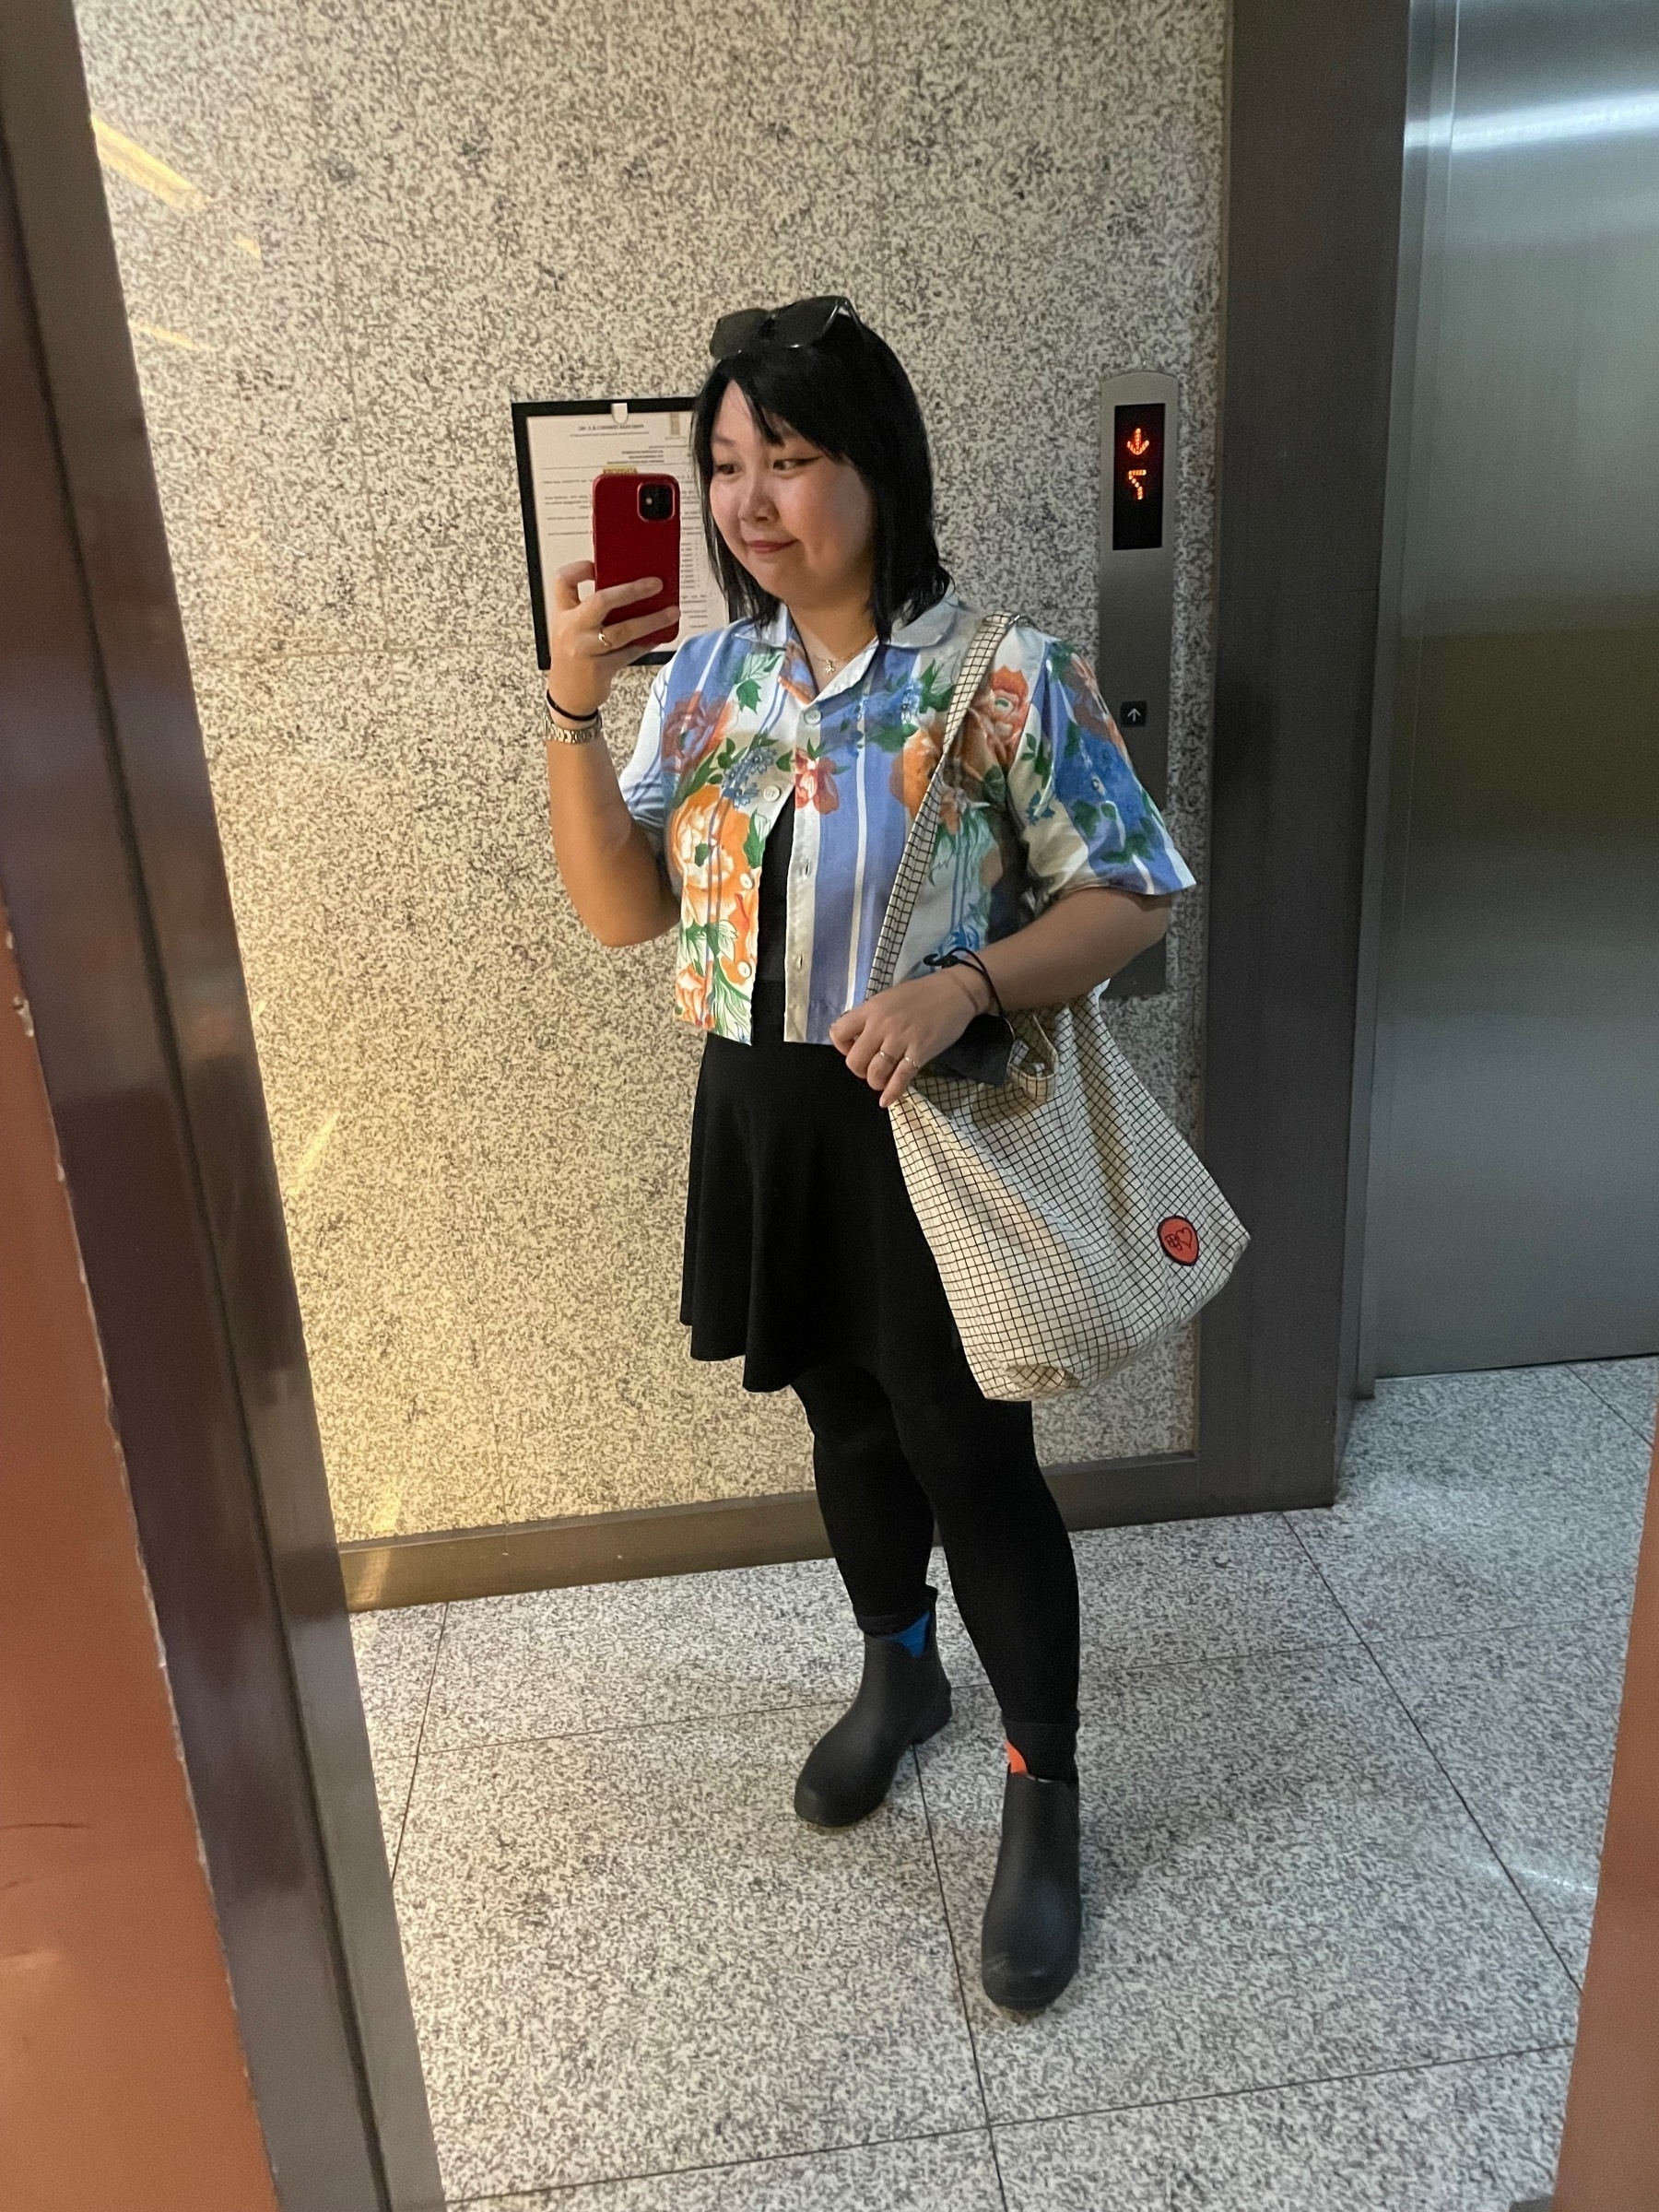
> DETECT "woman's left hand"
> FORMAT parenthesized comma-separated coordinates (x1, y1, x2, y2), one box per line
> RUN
(829, 971, 986, 1109)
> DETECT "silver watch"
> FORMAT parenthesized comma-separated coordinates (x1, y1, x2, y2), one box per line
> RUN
(545, 693, 603, 745)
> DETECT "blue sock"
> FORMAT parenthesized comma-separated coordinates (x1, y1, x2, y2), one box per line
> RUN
(885, 1607, 932, 1658)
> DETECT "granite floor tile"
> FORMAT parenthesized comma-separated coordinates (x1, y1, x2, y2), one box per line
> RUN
(349, 1602, 445, 1858)
(994, 2046, 1570, 2211)
(1375, 1626, 1629, 1980)
(1571, 1355, 1658, 1441)
(422, 1513, 1355, 1757)
(1291, 1368, 1649, 1643)
(394, 1710, 983, 2199)
(462, 2128, 1004, 2210)
(1067, 1515, 1358, 1696)
(917, 1650, 1578, 2124)
(424, 1557, 985, 1749)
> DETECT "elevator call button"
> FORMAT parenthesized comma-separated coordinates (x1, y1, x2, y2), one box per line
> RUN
(1119, 700, 1147, 728)
(1112, 403, 1166, 552)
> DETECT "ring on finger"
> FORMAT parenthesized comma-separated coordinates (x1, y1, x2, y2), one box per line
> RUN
(870, 1047, 893, 1065)
(900, 1053, 922, 1071)
(595, 627, 609, 652)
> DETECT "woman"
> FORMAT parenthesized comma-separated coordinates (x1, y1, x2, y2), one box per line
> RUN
(540, 297, 1194, 2012)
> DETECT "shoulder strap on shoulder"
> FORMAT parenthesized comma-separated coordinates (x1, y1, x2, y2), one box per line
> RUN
(865, 610, 1016, 995)
(938, 609, 1018, 762)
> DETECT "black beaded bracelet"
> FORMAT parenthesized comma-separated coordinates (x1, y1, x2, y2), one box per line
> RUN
(545, 688, 600, 727)
(925, 947, 1005, 1018)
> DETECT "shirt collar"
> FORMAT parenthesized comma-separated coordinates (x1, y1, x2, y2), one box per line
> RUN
(753, 588, 970, 657)
(889, 589, 971, 651)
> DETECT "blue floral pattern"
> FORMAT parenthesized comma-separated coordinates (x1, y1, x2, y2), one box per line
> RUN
(618, 593, 1194, 1045)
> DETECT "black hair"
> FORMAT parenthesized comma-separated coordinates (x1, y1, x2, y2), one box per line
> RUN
(689, 315, 951, 640)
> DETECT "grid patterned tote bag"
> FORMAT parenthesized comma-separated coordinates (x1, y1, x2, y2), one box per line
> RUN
(866, 611, 1248, 1400)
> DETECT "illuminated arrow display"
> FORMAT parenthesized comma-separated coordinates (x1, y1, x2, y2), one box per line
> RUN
(1112, 402, 1166, 551)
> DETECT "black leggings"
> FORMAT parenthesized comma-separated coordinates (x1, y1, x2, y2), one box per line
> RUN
(792, 1359, 1080, 1739)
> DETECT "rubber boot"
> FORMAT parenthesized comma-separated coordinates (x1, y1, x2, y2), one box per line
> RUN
(980, 1769, 1082, 2010)
(794, 1613, 951, 1828)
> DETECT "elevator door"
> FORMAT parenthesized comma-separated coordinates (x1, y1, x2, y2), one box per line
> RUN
(1365, 0, 1659, 1377)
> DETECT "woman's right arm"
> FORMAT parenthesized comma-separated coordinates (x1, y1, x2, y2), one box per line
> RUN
(543, 559, 681, 948)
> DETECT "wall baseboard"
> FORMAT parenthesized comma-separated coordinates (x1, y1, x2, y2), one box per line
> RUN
(339, 1450, 1206, 1610)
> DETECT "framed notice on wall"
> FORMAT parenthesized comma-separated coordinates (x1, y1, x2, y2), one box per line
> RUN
(512, 397, 727, 668)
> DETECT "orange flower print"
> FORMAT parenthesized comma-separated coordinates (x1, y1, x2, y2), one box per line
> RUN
(888, 711, 944, 816)
(794, 754, 840, 814)
(961, 665, 1030, 775)
(666, 784, 762, 1032)
(1061, 653, 1131, 759)
(662, 689, 729, 774)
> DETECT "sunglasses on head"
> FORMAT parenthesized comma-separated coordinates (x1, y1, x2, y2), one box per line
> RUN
(708, 294, 860, 360)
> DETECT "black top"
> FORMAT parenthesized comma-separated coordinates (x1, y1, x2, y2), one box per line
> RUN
(754, 796, 794, 986)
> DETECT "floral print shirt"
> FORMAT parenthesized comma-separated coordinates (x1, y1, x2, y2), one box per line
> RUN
(618, 591, 1194, 1046)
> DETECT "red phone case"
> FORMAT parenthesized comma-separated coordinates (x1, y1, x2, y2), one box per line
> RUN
(592, 471, 681, 651)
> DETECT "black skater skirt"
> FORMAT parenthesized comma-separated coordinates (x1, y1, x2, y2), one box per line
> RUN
(679, 807, 969, 1395)
(680, 982, 972, 1393)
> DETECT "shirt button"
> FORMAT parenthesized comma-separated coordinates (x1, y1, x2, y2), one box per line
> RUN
(762, 783, 784, 803)
(740, 872, 754, 888)
(803, 707, 820, 726)
(737, 960, 752, 978)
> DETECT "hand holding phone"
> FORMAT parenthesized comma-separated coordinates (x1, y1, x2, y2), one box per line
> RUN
(543, 469, 683, 719)
(592, 470, 681, 653)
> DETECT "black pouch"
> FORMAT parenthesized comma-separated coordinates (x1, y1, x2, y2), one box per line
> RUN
(927, 1009, 1016, 1085)
(922, 947, 1015, 1084)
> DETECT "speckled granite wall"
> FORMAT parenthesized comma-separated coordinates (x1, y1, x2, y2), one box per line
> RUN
(76, 0, 1226, 1540)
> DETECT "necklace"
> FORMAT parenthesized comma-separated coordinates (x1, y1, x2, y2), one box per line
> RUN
(804, 630, 875, 684)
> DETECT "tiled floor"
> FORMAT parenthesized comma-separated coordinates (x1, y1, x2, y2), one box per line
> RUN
(351, 1357, 1656, 2210)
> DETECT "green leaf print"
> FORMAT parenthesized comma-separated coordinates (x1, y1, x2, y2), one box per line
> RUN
(676, 735, 740, 806)
(678, 917, 734, 965)
(706, 959, 748, 1026)
(693, 841, 711, 865)
(917, 660, 954, 715)
(743, 816, 766, 869)
(732, 647, 784, 717)
(1047, 641, 1078, 687)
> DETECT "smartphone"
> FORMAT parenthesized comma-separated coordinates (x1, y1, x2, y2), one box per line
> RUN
(592, 470, 681, 652)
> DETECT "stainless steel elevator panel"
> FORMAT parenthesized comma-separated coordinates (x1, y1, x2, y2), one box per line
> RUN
(1365, 0, 1659, 1375)
(1098, 369, 1181, 1000)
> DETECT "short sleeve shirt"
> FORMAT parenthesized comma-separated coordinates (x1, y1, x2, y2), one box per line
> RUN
(618, 590, 1194, 1045)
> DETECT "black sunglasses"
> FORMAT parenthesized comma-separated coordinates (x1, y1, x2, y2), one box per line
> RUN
(708, 294, 860, 361)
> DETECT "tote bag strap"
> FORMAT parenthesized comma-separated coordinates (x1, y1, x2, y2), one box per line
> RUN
(866, 608, 1016, 996)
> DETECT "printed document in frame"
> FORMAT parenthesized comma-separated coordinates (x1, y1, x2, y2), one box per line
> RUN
(512, 397, 726, 668)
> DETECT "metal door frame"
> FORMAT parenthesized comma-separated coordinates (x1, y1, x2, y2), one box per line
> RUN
(1199, 0, 1416, 1506)
(0, 4, 441, 2204)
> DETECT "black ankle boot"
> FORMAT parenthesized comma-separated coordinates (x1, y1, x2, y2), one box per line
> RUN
(794, 1617, 951, 1828)
(980, 1769, 1082, 2010)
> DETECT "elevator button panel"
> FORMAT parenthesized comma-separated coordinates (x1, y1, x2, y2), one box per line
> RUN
(1098, 370, 1181, 998)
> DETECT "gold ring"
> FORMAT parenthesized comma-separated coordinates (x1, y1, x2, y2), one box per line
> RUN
(900, 1054, 922, 1070)
(596, 628, 609, 652)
